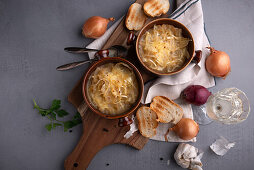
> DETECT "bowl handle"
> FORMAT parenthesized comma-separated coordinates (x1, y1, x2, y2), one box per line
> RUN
(127, 31, 137, 46)
(118, 116, 133, 127)
(191, 50, 202, 64)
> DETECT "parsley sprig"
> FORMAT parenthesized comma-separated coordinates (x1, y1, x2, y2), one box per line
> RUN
(33, 99, 82, 132)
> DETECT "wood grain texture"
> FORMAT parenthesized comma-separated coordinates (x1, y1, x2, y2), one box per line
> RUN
(64, 45, 152, 170)
(64, 0, 169, 169)
(1, 0, 253, 170)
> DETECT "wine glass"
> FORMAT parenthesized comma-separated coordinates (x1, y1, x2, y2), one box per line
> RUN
(193, 87, 250, 125)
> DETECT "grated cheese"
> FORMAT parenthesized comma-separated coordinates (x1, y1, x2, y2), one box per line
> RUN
(139, 24, 190, 73)
(87, 63, 139, 115)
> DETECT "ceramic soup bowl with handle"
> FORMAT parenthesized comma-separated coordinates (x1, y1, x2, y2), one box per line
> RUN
(82, 57, 144, 126)
(136, 18, 195, 76)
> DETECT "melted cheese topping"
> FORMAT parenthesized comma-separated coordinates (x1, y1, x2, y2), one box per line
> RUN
(139, 24, 190, 73)
(87, 63, 139, 115)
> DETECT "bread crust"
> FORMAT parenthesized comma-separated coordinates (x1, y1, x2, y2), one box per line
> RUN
(125, 3, 147, 31)
(143, 0, 170, 17)
(150, 96, 183, 124)
(136, 106, 158, 138)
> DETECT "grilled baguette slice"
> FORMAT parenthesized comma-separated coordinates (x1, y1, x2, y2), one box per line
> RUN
(125, 3, 147, 31)
(143, 0, 170, 17)
(150, 96, 183, 124)
(136, 106, 158, 138)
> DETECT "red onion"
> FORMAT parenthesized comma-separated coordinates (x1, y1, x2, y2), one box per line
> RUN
(182, 85, 211, 106)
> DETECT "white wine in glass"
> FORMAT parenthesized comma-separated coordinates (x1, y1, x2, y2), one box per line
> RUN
(206, 88, 250, 124)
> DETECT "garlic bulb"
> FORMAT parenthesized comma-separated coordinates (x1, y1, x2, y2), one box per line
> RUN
(174, 143, 203, 170)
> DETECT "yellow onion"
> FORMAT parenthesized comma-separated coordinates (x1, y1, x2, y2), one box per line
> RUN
(171, 118, 199, 140)
(82, 16, 115, 39)
(205, 47, 231, 79)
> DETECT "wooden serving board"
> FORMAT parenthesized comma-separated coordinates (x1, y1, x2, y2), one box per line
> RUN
(64, 0, 169, 169)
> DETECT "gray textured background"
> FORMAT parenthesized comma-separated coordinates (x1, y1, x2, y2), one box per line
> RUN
(0, 0, 253, 170)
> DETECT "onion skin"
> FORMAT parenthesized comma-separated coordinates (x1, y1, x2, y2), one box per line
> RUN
(182, 85, 211, 106)
(205, 47, 231, 79)
(171, 118, 199, 140)
(82, 16, 115, 39)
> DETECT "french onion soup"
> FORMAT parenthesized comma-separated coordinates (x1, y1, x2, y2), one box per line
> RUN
(138, 24, 190, 74)
(86, 62, 139, 115)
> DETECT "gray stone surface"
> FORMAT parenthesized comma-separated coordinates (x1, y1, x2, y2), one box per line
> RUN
(0, 0, 253, 169)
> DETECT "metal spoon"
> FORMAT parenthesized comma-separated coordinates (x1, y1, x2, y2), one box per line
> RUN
(56, 59, 96, 71)
(64, 47, 99, 53)
(56, 45, 128, 71)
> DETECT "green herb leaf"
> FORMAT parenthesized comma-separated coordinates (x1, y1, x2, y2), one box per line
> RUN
(72, 114, 82, 125)
(33, 99, 39, 109)
(63, 121, 75, 132)
(63, 119, 82, 132)
(34, 99, 82, 132)
(39, 110, 47, 116)
(73, 112, 82, 120)
(56, 109, 69, 117)
(51, 112, 56, 120)
(45, 124, 52, 131)
(72, 119, 82, 126)
(50, 99, 61, 111)
(63, 113, 82, 132)
(33, 99, 45, 112)
(52, 123, 62, 129)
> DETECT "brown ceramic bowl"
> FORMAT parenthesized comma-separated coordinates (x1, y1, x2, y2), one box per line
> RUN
(136, 18, 195, 76)
(82, 57, 144, 119)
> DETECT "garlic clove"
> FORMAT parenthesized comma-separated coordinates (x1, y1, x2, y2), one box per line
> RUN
(174, 143, 203, 170)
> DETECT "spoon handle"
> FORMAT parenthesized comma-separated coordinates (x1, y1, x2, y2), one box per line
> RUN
(64, 47, 99, 54)
(56, 60, 92, 71)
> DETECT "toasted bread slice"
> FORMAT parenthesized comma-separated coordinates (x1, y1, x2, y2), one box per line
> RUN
(150, 96, 183, 124)
(125, 3, 147, 31)
(136, 106, 158, 138)
(143, 0, 170, 17)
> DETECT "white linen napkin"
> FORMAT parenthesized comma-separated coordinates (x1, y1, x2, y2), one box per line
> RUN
(86, 0, 215, 142)
(150, 0, 215, 143)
